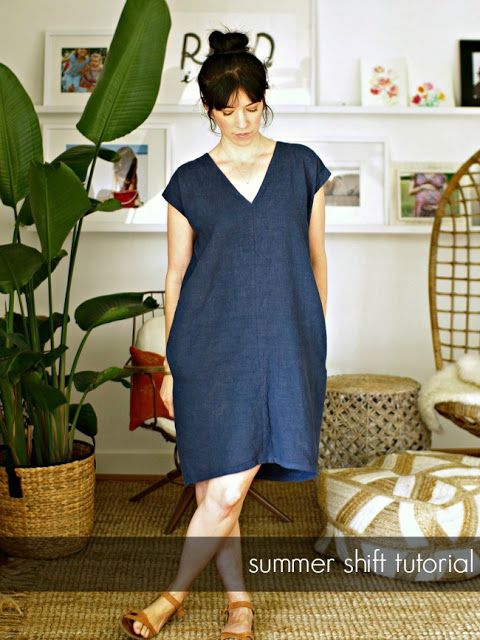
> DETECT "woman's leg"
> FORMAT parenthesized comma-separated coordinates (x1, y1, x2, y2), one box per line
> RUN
(132, 463, 260, 638)
(196, 481, 254, 639)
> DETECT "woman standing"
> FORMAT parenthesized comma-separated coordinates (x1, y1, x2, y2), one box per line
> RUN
(120, 28, 330, 640)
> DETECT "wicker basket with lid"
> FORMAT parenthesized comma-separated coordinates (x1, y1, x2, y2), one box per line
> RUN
(318, 373, 431, 469)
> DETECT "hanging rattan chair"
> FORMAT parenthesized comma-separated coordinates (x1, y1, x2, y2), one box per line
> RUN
(428, 149, 480, 436)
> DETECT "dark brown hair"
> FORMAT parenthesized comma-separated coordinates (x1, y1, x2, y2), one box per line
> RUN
(197, 29, 274, 133)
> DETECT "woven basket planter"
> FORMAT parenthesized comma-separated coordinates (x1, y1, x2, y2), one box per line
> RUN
(319, 374, 432, 469)
(0, 439, 95, 559)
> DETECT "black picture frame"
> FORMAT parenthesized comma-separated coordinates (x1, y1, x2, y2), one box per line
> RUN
(460, 40, 480, 106)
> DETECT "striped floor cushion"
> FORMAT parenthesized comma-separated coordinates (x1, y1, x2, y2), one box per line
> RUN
(315, 450, 480, 581)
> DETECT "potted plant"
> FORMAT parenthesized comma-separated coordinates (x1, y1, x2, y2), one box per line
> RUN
(0, 0, 171, 558)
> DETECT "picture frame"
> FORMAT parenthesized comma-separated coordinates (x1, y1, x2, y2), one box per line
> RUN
(43, 30, 113, 107)
(41, 123, 172, 232)
(290, 136, 389, 226)
(158, 0, 316, 106)
(360, 58, 409, 107)
(460, 40, 480, 107)
(406, 57, 455, 107)
(392, 162, 460, 224)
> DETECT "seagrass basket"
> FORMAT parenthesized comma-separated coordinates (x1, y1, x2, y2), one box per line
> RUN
(318, 374, 431, 469)
(0, 439, 95, 559)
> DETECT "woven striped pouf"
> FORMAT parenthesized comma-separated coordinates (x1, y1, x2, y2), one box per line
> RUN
(315, 449, 480, 581)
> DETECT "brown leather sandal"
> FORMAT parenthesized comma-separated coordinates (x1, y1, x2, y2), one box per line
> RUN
(221, 599, 255, 640)
(119, 591, 186, 639)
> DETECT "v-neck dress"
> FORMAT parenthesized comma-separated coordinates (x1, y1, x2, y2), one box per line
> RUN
(162, 140, 331, 485)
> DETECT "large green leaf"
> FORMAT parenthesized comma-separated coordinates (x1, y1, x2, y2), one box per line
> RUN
(76, 0, 171, 144)
(28, 160, 91, 261)
(0, 64, 42, 207)
(6, 349, 44, 384)
(73, 367, 132, 392)
(93, 198, 123, 212)
(0, 243, 44, 293)
(75, 292, 158, 331)
(0, 345, 21, 377)
(37, 312, 67, 347)
(53, 145, 120, 182)
(69, 403, 97, 437)
(0, 327, 29, 350)
(40, 344, 68, 368)
(27, 250, 68, 291)
(23, 371, 67, 412)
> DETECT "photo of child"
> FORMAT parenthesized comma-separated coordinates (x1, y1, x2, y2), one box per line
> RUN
(93, 144, 146, 208)
(61, 47, 107, 93)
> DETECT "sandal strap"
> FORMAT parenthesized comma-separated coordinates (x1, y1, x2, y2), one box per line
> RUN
(161, 591, 186, 617)
(122, 610, 157, 637)
(223, 600, 255, 613)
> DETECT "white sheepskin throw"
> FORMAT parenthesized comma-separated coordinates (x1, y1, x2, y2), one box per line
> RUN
(418, 353, 480, 434)
(135, 315, 165, 353)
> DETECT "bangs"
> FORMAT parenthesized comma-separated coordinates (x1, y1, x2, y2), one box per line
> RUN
(211, 71, 263, 110)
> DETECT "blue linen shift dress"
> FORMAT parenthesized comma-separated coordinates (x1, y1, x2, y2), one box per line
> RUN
(162, 140, 331, 485)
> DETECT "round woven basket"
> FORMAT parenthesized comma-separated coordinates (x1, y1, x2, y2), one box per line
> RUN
(319, 374, 432, 469)
(0, 440, 95, 559)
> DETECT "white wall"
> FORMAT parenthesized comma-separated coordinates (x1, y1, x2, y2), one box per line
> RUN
(0, 0, 479, 475)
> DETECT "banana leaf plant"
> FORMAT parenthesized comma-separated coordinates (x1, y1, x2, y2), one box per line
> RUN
(0, 0, 171, 467)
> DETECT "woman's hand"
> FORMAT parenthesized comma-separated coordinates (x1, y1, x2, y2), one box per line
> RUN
(160, 374, 174, 418)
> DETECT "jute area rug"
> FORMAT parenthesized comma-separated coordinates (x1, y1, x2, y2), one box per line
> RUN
(1, 477, 479, 639)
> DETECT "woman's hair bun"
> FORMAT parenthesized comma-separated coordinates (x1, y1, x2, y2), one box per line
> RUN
(208, 30, 250, 55)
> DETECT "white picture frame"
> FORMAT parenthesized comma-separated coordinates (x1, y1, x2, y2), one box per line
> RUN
(392, 161, 460, 225)
(406, 57, 456, 108)
(289, 136, 389, 226)
(41, 123, 172, 232)
(360, 58, 409, 107)
(43, 30, 113, 107)
(158, 0, 316, 106)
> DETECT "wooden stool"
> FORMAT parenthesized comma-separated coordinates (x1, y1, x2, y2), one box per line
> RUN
(318, 374, 432, 469)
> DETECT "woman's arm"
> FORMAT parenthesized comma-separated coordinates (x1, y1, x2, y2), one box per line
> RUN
(164, 204, 195, 369)
(308, 186, 328, 317)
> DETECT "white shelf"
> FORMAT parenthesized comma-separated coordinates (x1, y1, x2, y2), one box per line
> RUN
(26, 223, 430, 234)
(326, 224, 431, 234)
(35, 104, 480, 116)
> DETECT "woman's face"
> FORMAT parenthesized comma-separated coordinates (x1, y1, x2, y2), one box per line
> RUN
(208, 88, 264, 145)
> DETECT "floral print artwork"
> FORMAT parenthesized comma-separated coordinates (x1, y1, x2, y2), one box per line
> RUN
(410, 81, 446, 107)
(369, 64, 401, 105)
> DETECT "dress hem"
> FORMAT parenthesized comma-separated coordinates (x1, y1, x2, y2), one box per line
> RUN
(181, 456, 319, 486)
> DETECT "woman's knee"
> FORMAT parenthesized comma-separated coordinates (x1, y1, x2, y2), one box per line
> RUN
(203, 465, 260, 515)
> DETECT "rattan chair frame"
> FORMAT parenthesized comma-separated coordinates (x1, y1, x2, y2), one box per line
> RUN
(428, 149, 480, 436)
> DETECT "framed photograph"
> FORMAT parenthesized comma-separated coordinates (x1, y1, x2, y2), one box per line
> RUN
(158, 0, 316, 106)
(41, 123, 172, 231)
(292, 136, 388, 226)
(460, 40, 480, 107)
(43, 30, 112, 107)
(392, 162, 460, 224)
(360, 58, 408, 107)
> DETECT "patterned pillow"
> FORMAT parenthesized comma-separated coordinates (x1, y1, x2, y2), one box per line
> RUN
(129, 346, 171, 430)
(315, 450, 480, 581)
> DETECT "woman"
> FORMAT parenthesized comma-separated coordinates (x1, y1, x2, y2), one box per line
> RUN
(120, 28, 330, 640)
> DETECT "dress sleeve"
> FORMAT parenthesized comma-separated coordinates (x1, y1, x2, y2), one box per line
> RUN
(162, 168, 190, 221)
(313, 151, 331, 193)
(306, 148, 331, 220)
